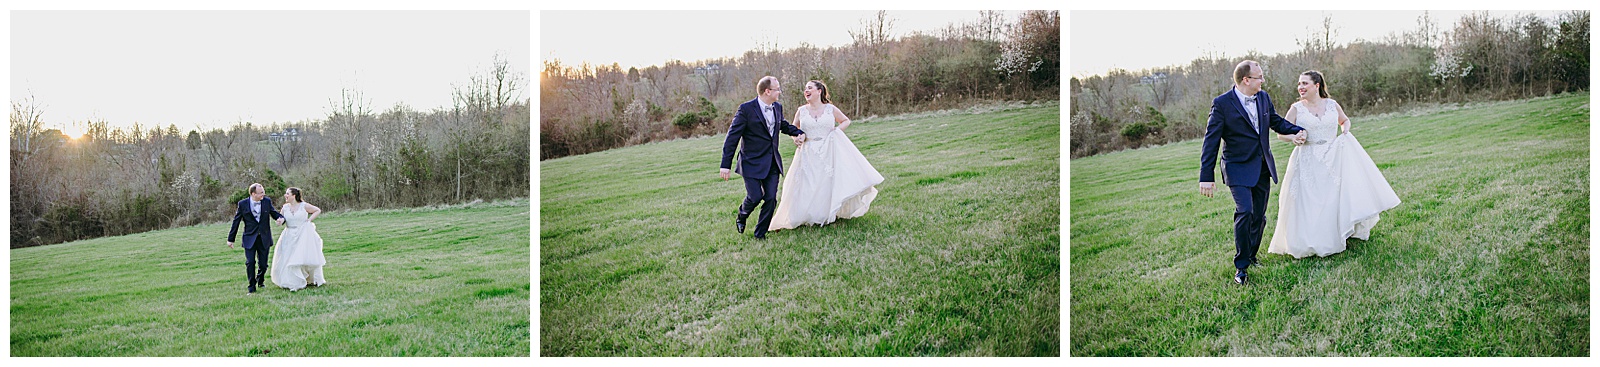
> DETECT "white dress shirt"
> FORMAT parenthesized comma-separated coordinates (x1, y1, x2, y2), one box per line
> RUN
(1235, 88, 1260, 131)
(760, 101, 776, 135)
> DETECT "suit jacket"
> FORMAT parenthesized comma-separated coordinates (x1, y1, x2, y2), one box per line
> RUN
(1199, 87, 1304, 186)
(227, 197, 283, 250)
(721, 98, 805, 180)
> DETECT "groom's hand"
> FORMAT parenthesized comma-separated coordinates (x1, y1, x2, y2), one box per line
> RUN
(1199, 182, 1215, 197)
(719, 168, 731, 181)
(227, 241, 234, 249)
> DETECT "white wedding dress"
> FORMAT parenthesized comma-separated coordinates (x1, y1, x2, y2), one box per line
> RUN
(271, 202, 326, 290)
(1268, 99, 1401, 258)
(769, 103, 885, 231)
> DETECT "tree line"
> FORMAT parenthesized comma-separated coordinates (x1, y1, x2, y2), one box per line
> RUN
(1070, 11, 1589, 158)
(9, 55, 531, 248)
(540, 10, 1060, 160)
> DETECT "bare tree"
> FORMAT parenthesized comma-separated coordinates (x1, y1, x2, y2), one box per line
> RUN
(327, 87, 374, 205)
(1409, 11, 1441, 48)
(849, 10, 897, 48)
(10, 92, 47, 154)
(270, 121, 306, 170)
(200, 127, 236, 178)
(1148, 67, 1177, 108)
(489, 51, 523, 112)
(848, 11, 897, 117)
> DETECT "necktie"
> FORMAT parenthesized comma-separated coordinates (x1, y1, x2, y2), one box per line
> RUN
(764, 105, 775, 135)
(1242, 95, 1259, 131)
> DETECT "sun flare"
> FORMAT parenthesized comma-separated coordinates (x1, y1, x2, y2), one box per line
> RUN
(61, 125, 85, 140)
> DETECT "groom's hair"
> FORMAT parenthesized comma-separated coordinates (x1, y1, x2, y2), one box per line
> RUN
(756, 76, 778, 95)
(249, 183, 264, 195)
(1233, 60, 1259, 84)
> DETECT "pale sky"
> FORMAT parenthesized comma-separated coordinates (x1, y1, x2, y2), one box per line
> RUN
(1070, 10, 1574, 78)
(10, 10, 530, 134)
(540, 10, 1019, 71)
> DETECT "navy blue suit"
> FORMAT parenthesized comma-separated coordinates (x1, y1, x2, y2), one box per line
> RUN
(721, 98, 804, 238)
(228, 197, 283, 290)
(1199, 88, 1303, 270)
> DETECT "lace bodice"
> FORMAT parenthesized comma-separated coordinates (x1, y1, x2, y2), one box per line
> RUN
(796, 103, 837, 141)
(1292, 99, 1342, 145)
(281, 202, 317, 228)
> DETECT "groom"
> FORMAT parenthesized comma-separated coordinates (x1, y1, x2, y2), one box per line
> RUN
(1199, 60, 1306, 285)
(720, 76, 805, 240)
(227, 183, 284, 294)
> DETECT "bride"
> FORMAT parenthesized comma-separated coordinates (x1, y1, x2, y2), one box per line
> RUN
(1267, 70, 1401, 258)
(768, 80, 885, 231)
(271, 187, 326, 291)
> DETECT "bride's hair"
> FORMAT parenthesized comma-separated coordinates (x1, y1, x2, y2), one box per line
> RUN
(808, 80, 831, 104)
(1302, 70, 1330, 98)
(288, 187, 302, 203)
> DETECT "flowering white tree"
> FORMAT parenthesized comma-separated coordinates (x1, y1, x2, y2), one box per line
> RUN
(1429, 42, 1473, 97)
(995, 41, 1041, 75)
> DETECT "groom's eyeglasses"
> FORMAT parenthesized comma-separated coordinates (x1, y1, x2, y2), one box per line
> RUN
(1246, 75, 1265, 82)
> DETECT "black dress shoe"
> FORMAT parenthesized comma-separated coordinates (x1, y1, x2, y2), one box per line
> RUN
(736, 220, 746, 234)
(1234, 269, 1248, 285)
(753, 234, 766, 240)
(1252, 258, 1261, 267)
(248, 284, 257, 294)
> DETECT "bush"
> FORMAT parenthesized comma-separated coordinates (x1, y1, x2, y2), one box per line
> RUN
(1145, 106, 1167, 128)
(1120, 122, 1151, 142)
(321, 175, 353, 203)
(200, 174, 226, 199)
(263, 169, 288, 197)
(672, 97, 721, 130)
(227, 189, 250, 206)
(646, 101, 669, 122)
(672, 112, 702, 130)
(695, 96, 718, 117)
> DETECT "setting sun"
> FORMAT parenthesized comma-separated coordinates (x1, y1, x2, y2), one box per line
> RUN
(60, 124, 84, 140)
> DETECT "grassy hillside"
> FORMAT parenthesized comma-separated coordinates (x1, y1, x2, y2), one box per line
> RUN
(541, 102, 1061, 356)
(11, 199, 531, 356)
(1070, 93, 1589, 356)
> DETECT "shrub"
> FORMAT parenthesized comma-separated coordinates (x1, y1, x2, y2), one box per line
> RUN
(1120, 122, 1150, 142)
(672, 112, 702, 130)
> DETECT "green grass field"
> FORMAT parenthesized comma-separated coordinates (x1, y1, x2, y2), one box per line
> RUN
(10, 199, 531, 356)
(1070, 93, 1590, 356)
(540, 102, 1061, 356)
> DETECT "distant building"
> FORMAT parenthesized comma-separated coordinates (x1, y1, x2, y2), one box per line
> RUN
(268, 127, 302, 142)
(1139, 72, 1169, 84)
(693, 64, 722, 75)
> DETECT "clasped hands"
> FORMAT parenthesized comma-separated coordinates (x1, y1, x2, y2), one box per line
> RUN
(1285, 131, 1308, 145)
